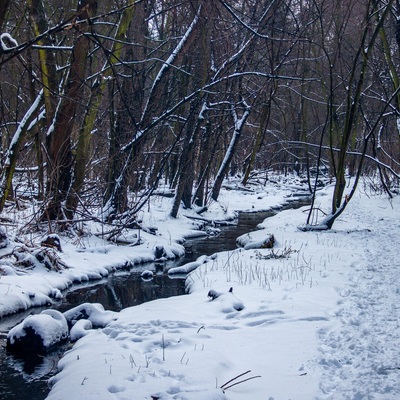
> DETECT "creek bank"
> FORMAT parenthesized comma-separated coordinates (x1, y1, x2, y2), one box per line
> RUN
(7, 303, 116, 358)
(0, 195, 311, 400)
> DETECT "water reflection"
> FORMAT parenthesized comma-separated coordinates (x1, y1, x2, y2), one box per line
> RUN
(56, 262, 187, 313)
(0, 337, 56, 400)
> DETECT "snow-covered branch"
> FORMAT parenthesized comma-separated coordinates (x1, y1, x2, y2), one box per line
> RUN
(0, 33, 18, 52)
(214, 101, 251, 181)
(140, 5, 202, 126)
(3, 90, 44, 167)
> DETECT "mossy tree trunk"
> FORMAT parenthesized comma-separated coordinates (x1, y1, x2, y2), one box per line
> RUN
(45, 0, 98, 221)
(66, 2, 137, 218)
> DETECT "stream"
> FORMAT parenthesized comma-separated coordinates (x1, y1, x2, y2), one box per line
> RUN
(0, 202, 305, 400)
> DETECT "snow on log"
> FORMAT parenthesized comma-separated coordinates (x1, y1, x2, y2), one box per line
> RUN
(41, 234, 62, 251)
(236, 232, 275, 250)
(0, 33, 18, 51)
(167, 255, 208, 275)
(6, 309, 68, 355)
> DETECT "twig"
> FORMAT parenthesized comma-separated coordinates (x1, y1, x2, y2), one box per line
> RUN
(197, 326, 205, 334)
(129, 354, 136, 367)
(180, 352, 186, 363)
(220, 370, 251, 389)
(222, 375, 262, 391)
(162, 334, 165, 361)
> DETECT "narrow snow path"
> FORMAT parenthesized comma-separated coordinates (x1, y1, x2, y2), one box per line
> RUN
(317, 198, 400, 399)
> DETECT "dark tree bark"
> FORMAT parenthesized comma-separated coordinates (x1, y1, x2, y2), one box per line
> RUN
(102, 1, 153, 219)
(170, 100, 206, 218)
(211, 102, 250, 201)
(0, 0, 10, 31)
(45, 0, 98, 220)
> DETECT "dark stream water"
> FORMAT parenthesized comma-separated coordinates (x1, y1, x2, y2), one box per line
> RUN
(0, 202, 305, 400)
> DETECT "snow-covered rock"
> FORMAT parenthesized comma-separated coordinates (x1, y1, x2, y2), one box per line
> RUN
(6, 309, 68, 355)
(236, 231, 275, 249)
(63, 303, 116, 328)
(41, 233, 62, 251)
(141, 270, 154, 280)
(207, 287, 244, 313)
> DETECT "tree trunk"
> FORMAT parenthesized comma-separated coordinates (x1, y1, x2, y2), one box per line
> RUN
(193, 118, 213, 206)
(0, 92, 43, 212)
(45, 0, 97, 221)
(242, 101, 270, 186)
(170, 101, 205, 218)
(0, 0, 10, 31)
(211, 103, 250, 201)
(66, 2, 137, 218)
(102, 1, 152, 219)
(331, 0, 391, 214)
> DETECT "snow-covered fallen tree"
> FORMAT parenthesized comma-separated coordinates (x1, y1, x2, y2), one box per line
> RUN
(167, 255, 208, 275)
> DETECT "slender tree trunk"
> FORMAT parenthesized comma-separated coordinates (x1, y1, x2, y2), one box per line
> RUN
(377, 15, 400, 136)
(193, 118, 213, 206)
(211, 102, 250, 201)
(332, 0, 392, 213)
(170, 101, 205, 218)
(0, 92, 43, 212)
(102, 1, 152, 219)
(27, 0, 58, 127)
(242, 101, 270, 186)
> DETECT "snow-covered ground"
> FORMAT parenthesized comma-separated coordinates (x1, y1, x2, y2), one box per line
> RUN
(1, 176, 399, 399)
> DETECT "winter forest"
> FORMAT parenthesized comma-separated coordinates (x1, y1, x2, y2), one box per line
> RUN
(2, 2, 400, 399)
(0, 0, 399, 231)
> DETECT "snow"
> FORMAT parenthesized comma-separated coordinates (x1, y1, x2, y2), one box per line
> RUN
(1, 176, 400, 399)
(7, 309, 68, 348)
(63, 303, 116, 328)
(0, 33, 18, 51)
(168, 255, 209, 275)
(69, 319, 92, 342)
(1, 89, 43, 168)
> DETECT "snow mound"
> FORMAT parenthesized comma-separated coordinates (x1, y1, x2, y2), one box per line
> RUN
(70, 319, 93, 341)
(208, 287, 244, 313)
(7, 309, 68, 355)
(141, 270, 154, 280)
